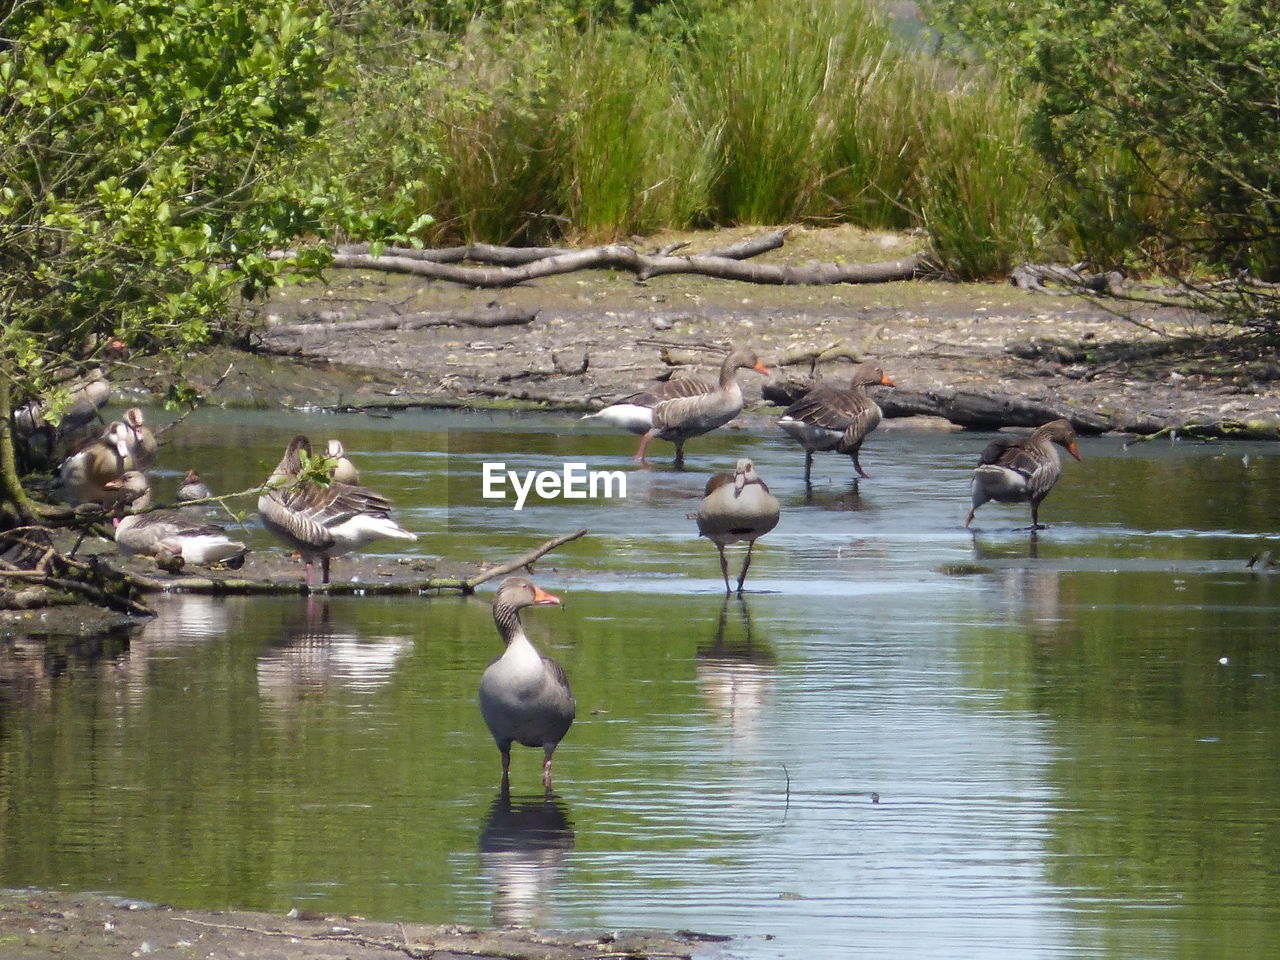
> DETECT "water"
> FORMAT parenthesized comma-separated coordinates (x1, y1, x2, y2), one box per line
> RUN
(2, 409, 1278, 959)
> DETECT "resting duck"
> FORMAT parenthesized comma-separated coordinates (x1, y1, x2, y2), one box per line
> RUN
(176, 468, 213, 504)
(478, 577, 575, 790)
(779, 362, 894, 483)
(57, 419, 135, 507)
(696, 458, 780, 594)
(583, 348, 770, 467)
(257, 435, 417, 588)
(965, 419, 1082, 529)
(105, 471, 247, 572)
(325, 439, 360, 485)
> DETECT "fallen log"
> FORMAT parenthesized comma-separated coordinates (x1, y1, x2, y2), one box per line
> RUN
(257, 306, 538, 351)
(1010, 263, 1124, 295)
(331, 228, 790, 266)
(322, 243, 924, 288)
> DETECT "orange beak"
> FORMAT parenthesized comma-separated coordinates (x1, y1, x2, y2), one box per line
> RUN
(880, 374, 896, 386)
(1067, 442, 1082, 461)
(532, 586, 562, 606)
(753, 362, 771, 376)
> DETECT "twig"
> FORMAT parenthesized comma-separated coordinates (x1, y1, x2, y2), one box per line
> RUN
(463, 528, 588, 592)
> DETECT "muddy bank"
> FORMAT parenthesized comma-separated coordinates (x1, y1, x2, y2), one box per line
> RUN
(168, 225, 1280, 440)
(0, 889, 714, 960)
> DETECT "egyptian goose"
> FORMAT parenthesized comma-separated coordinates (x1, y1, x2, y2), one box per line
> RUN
(176, 468, 213, 504)
(257, 435, 417, 588)
(779, 362, 894, 483)
(57, 419, 135, 506)
(478, 577, 575, 790)
(119, 407, 157, 470)
(325, 439, 360, 485)
(105, 471, 247, 572)
(965, 419, 1082, 529)
(583, 348, 771, 466)
(696, 458, 780, 594)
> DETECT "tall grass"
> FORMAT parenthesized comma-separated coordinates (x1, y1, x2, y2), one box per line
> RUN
(333, 0, 1171, 277)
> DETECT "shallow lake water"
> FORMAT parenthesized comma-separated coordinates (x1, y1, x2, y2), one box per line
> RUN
(2, 408, 1279, 960)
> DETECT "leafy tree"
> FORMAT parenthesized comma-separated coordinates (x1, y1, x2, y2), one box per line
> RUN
(925, 0, 1280, 323)
(0, 0, 339, 524)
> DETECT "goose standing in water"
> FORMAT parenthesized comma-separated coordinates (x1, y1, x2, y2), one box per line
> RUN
(119, 407, 157, 471)
(965, 419, 1082, 529)
(105, 471, 248, 572)
(779, 362, 895, 484)
(478, 577, 575, 791)
(696, 458, 780, 594)
(257, 435, 417, 588)
(583, 348, 770, 467)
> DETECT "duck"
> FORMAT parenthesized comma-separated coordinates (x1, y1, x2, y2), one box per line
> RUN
(583, 348, 771, 467)
(176, 468, 213, 504)
(965, 419, 1082, 529)
(105, 471, 247, 572)
(57, 419, 135, 506)
(325, 439, 360, 485)
(478, 577, 575, 791)
(778, 361, 895, 484)
(696, 458, 780, 594)
(257, 435, 417, 588)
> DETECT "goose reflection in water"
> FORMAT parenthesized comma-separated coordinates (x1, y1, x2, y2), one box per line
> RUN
(479, 787, 575, 928)
(695, 597, 776, 746)
(971, 535, 1071, 643)
(256, 597, 413, 707)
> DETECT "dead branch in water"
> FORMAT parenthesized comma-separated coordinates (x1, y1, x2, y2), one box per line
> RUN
(256, 306, 538, 353)
(460, 527, 588, 593)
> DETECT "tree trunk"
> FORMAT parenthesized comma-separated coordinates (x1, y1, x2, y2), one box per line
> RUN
(0, 378, 43, 527)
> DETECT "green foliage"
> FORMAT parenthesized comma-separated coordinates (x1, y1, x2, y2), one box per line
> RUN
(926, 0, 1280, 293)
(0, 0, 339, 426)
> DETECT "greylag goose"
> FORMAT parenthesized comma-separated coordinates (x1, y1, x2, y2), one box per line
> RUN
(106, 471, 247, 572)
(176, 468, 213, 504)
(965, 419, 1081, 529)
(696, 458, 780, 594)
(479, 577, 575, 790)
(325, 439, 360, 485)
(779, 362, 895, 483)
(583, 348, 771, 466)
(257, 435, 417, 588)
(57, 419, 135, 506)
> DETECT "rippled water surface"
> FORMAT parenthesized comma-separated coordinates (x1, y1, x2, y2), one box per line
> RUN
(2, 409, 1279, 960)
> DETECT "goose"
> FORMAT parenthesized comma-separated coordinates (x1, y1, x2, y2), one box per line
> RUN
(105, 471, 247, 572)
(965, 419, 1082, 529)
(57, 419, 135, 506)
(176, 468, 213, 504)
(478, 577, 575, 790)
(257, 435, 417, 588)
(779, 362, 895, 483)
(583, 348, 771, 466)
(325, 439, 359, 485)
(119, 407, 157, 471)
(696, 458, 780, 594)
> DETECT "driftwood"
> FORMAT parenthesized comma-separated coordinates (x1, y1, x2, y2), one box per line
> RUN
(1010, 263, 1124, 295)
(257, 306, 538, 353)
(320, 238, 923, 288)
(96, 527, 590, 599)
(332, 228, 790, 266)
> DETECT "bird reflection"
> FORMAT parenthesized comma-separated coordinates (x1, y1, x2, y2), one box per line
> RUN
(695, 597, 776, 745)
(798, 477, 866, 511)
(970, 535, 1067, 642)
(479, 786, 575, 928)
(256, 596, 413, 706)
(970, 528, 1040, 560)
